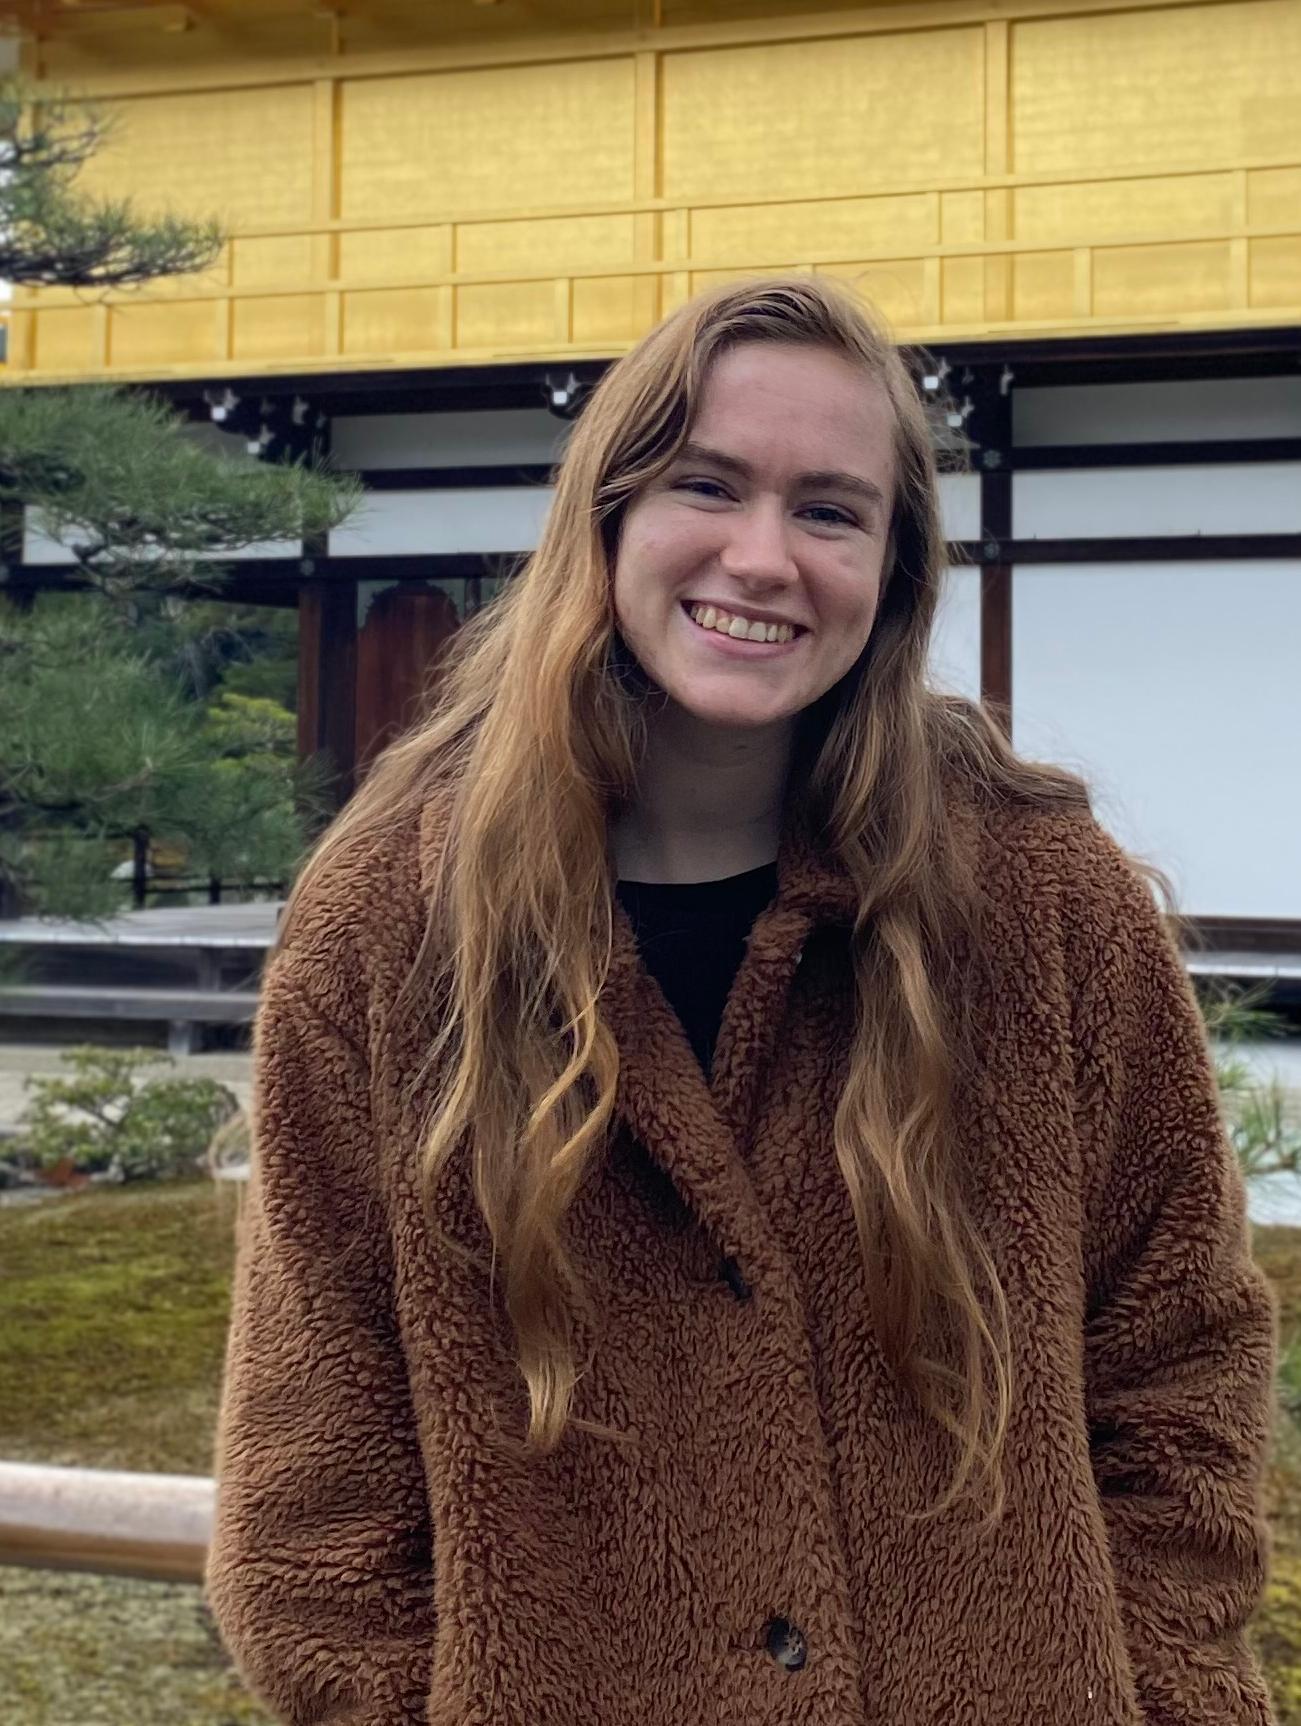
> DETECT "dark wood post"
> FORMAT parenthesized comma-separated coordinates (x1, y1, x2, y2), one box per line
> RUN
(132, 825, 150, 910)
(297, 573, 358, 811)
(974, 369, 1013, 733)
(354, 582, 460, 777)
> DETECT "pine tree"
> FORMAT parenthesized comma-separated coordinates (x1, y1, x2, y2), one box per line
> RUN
(0, 73, 359, 920)
(0, 73, 223, 288)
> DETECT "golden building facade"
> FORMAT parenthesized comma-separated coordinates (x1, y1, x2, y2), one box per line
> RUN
(3, 0, 1299, 381)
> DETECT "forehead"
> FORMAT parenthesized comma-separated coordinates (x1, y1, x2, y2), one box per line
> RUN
(689, 341, 896, 479)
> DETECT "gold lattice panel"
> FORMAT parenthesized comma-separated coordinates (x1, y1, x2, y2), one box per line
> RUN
(4, 0, 1300, 381)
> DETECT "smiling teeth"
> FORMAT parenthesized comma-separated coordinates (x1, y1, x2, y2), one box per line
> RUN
(688, 604, 796, 643)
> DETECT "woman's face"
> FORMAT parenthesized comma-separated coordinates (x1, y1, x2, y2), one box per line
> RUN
(611, 340, 897, 734)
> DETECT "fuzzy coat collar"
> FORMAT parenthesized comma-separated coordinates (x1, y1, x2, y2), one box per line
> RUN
(420, 789, 861, 1265)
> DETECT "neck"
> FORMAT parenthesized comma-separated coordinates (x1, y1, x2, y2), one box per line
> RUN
(610, 703, 795, 884)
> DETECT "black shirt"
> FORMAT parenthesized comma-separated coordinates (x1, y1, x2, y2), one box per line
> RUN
(614, 860, 780, 1082)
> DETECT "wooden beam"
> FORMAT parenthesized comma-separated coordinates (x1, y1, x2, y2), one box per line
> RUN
(974, 369, 1013, 730)
(52, 3, 202, 34)
(955, 534, 1301, 564)
(350, 464, 556, 490)
(980, 566, 1012, 729)
(1011, 438, 1301, 469)
(297, 576, 357, 810)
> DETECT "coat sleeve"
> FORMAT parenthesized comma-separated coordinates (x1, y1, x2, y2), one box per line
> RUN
(204, 958, 437, 1726)
(1070, 828, 1280, 1726)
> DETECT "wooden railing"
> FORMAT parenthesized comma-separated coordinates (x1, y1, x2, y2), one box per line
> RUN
(9, 147, 1300, 373)
(0, 1460, 213, 1585)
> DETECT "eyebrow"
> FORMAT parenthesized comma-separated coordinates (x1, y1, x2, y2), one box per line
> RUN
(673, 440, 889, 515)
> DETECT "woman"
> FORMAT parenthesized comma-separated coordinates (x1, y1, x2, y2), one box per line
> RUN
(205, 277, 1280, 1726)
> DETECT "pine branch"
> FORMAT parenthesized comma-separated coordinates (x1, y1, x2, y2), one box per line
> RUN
(0, 385, 362, 591)
(0, 75, 222, 287)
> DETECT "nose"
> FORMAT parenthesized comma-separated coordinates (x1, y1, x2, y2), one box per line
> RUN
(717, 497, 799, 585)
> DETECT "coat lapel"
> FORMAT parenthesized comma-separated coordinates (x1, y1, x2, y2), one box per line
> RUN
(600, 812, 858, 1266)
(417, 791, 860, 1267)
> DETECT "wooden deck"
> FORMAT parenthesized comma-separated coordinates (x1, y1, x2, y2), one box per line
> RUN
(0, 903, 281, 951)
(0, 903, 282, 1053)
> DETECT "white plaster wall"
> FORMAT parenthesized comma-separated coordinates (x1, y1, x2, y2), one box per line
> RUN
(329, 487, 555, 556)
(1012, 562, 1301, 919)
(22, 514, 96, 564)
(1013, 377, 1301, 445)
(1014, 464, 1301, 538)
(937, 471, 981, 542)
(927, 566, 982, 702)
(330, 409, 570, 470)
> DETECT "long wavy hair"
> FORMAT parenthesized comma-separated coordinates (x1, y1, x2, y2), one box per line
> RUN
(276, 276, 1116, 1530)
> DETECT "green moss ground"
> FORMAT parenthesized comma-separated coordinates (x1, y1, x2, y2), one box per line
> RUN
(2, 1182, 1301, 1722)
(0, 1179, 234, 1474)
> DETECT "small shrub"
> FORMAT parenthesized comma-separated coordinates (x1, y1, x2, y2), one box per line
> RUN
(1200, 982, 1301, 1182)
(18, 1045, 239, 1183)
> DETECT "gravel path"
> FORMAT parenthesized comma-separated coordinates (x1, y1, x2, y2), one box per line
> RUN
(0, 1566, 273, 1725)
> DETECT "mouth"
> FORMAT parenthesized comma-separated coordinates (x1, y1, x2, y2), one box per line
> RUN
(672, 597, 807, 645)
(679, 600, 807, 657)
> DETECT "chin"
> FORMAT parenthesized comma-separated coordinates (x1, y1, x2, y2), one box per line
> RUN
(668, 689, 797, 730)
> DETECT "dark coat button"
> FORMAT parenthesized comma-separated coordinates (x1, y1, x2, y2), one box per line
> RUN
(765, 1616, 808, 1670)
(719, 1255, 752, 1301)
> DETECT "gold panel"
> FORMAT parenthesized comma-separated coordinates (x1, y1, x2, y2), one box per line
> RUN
(458, 215, 636, 277)
(1250, 237, 1301, 305)
(659, 274, 694, 319)
(337, 228, 453, 288)
(688, 265, 798, 297)
(1012, 251, 1074, 321)
(455, 281, 559, 350)
(39, 14, 334, 82)
(1014, 175, 1237, 246)
(76, 85, 316, 229)
(690, 194, 938, 269)
(18, 282, 82, 309)
(232, 295, 326, 361)
(108, 300, 218, 368)
(33, 307, 97, 373)
(942, 258, 985, 324)
(941, 192, 984, 246)
(342, 288, 452, 357)
(339, 59, 636, 222)
(572, 277, 645, 346)
(1012, 1, 1301, 174)
(232, 236, 313, 289)
(816, 261, 932, 331)
(1249, 166, 1301, 224)
(1093, 242, 1233, 316)
(662, 30, 986, 203)
(8, 3, 1299, 379)
(109, 250, 230, 304)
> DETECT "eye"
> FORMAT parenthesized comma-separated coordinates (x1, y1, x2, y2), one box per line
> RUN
(800, 505, 857, 528)
(670, 480, 859, 529)
(673, 477, 731, 500)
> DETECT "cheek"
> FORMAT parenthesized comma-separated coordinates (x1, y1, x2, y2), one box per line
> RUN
(615, 514, 707, 604)
(817, 557, 886, 633)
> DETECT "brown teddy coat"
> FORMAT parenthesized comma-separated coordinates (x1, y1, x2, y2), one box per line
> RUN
(205, 794, 1280, 1726)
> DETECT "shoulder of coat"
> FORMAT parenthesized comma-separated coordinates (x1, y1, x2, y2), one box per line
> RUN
(968, 797, 1153, 936)
(266, 807, 427, 1047)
